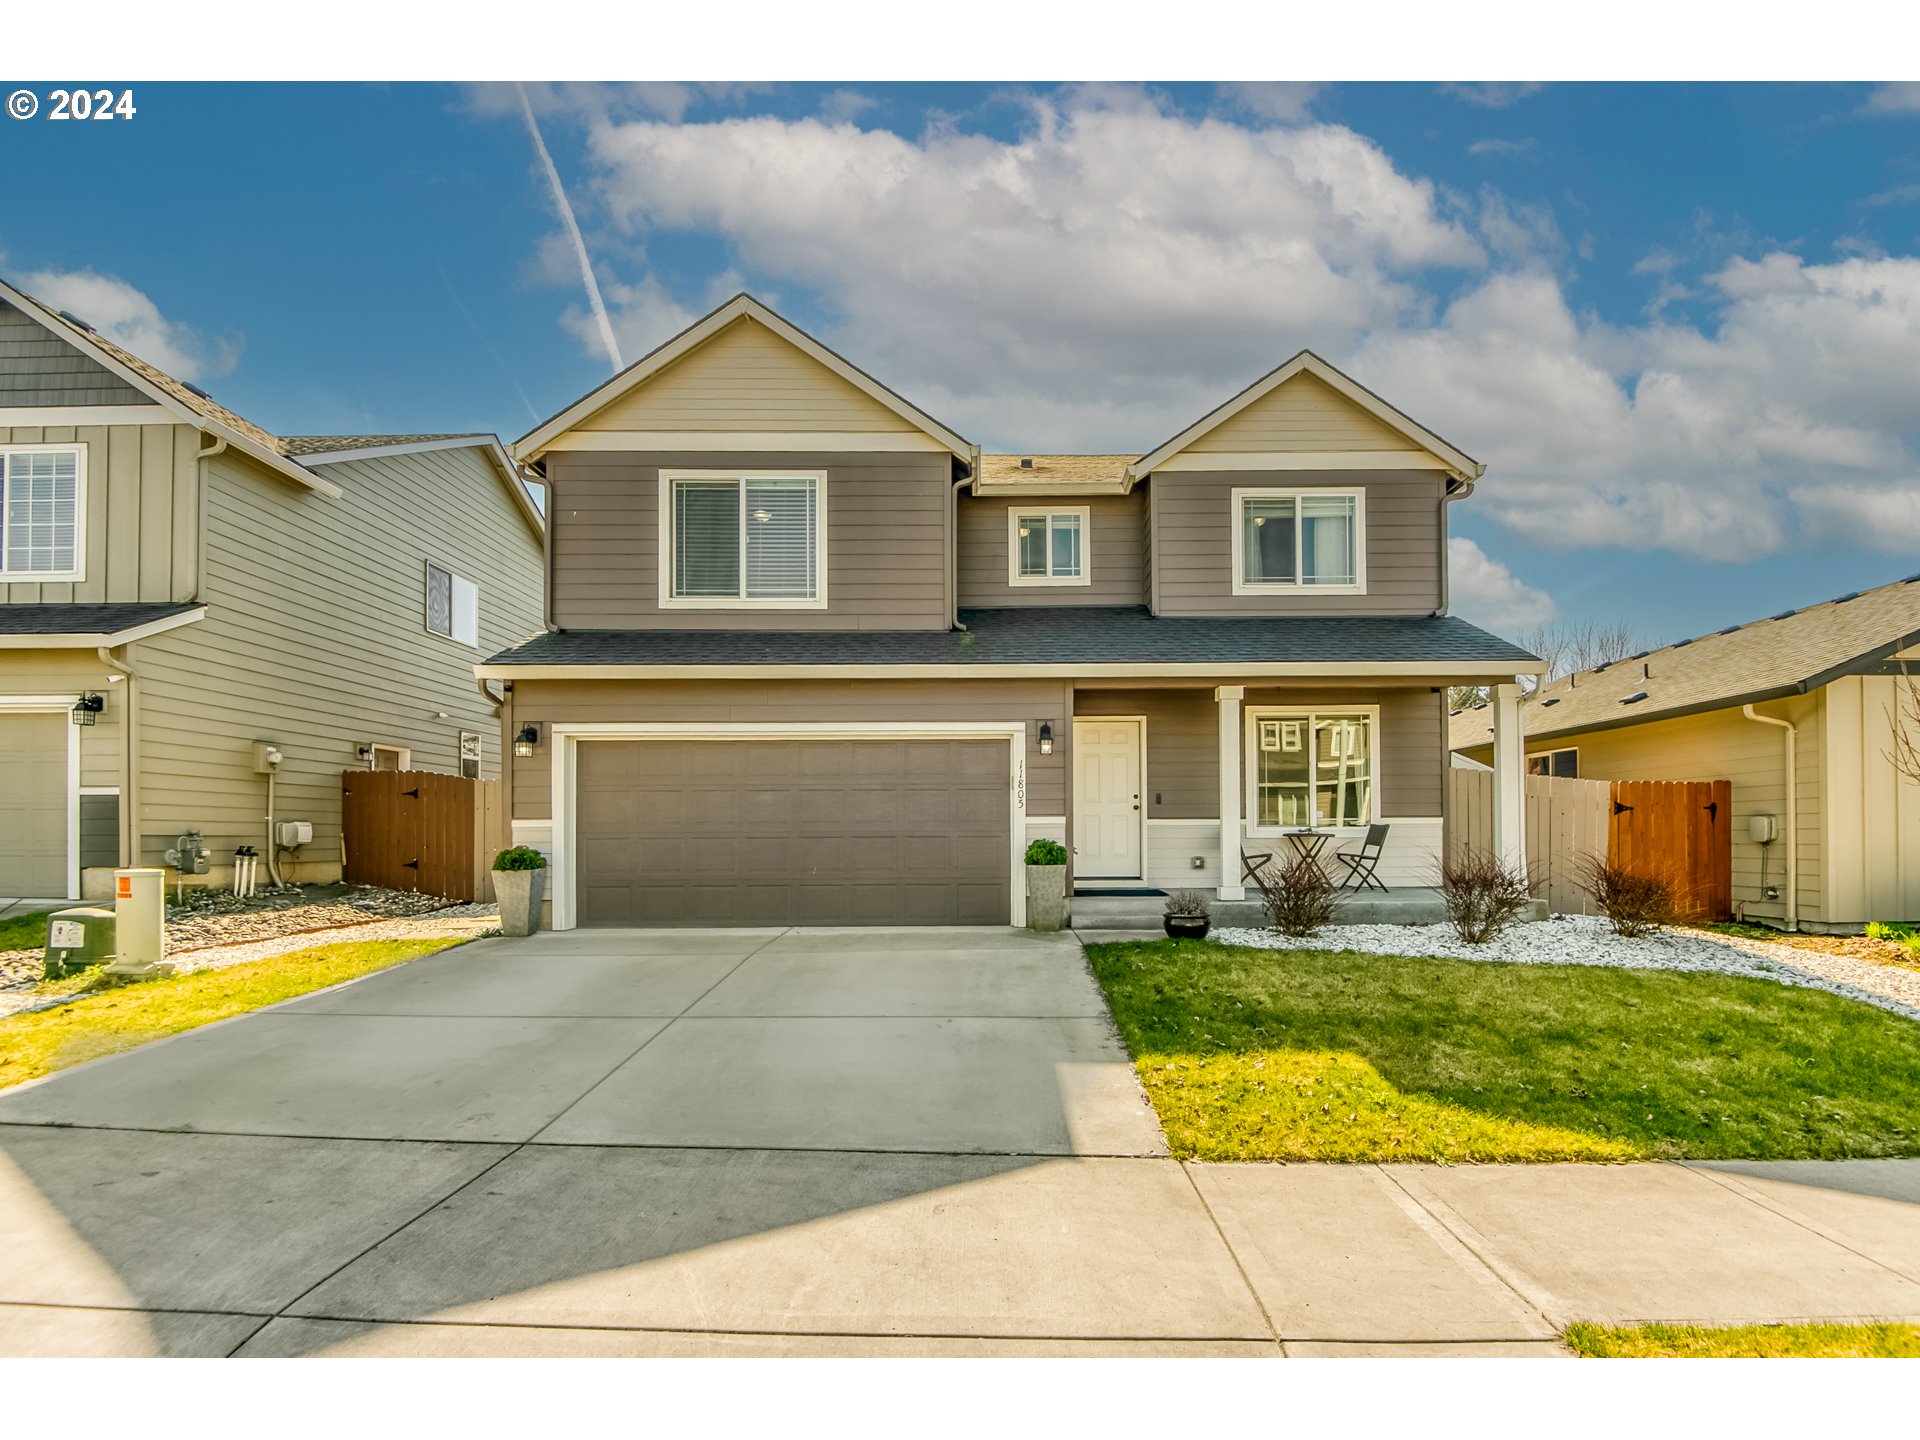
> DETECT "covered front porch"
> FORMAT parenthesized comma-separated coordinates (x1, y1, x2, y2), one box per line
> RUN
(1037, 679, 1533, 926)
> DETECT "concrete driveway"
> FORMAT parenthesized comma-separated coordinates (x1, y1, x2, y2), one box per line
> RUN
(4, 926, 1919, 1357)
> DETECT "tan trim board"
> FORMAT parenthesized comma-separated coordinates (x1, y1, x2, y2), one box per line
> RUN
(544, 430, 949, 454)
(1155, 450, 1452, 473)
(0, 605, 207, 649)
(480, 659, 1544, 681)
(0, 405, 174, 426)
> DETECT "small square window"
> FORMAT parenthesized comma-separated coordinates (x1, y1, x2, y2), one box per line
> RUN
(1008, 507, 1089, 586)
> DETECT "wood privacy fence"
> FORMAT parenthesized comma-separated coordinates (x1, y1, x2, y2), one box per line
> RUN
(1448, 771, 1732, 920)
(341, 770, 504, 902)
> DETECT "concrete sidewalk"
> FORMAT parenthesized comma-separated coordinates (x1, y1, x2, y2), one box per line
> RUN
(1, 927, 1917, 1356)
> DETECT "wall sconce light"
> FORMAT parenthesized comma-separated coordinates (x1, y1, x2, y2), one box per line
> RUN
(514, 723, 541, 758)
(354, 742, 374, 764)
(1037, 722, 1054, 756)
(71, 692, 104, 727)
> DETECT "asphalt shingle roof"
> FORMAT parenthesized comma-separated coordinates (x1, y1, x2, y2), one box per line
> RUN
(281, 434, 480, 456)
(0, 602, 202, 636)
(976, 454, 1134, 486)
(1449, 572, 1920, 750)
(486, 606, 1539, 668)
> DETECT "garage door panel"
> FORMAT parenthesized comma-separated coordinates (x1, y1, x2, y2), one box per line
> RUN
(0, 712, 68, 898)
(575, 738, 1010, 927)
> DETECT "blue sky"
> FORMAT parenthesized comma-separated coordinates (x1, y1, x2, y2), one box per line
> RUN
(3, 79, 1917, 644)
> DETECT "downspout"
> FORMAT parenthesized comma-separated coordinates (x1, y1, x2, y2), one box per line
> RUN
(1742, 704, 1798, 931)
(950, 454, 977, 630)
(1437, 472, 1477, 617)
(98, 645, 137, 870)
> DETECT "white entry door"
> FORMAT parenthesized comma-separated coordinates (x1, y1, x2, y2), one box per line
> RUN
(1073, 719, 1143, 878)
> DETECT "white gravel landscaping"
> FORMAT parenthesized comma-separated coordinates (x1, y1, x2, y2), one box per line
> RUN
(1213, 913, 1920, 1022)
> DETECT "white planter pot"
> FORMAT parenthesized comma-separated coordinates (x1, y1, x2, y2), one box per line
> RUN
(1025, 863, 1069, 932)
(493, 867, 547, 938)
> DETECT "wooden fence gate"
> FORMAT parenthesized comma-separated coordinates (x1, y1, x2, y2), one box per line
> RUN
(341, 770, 503, 901)
(1608, 779, 1733, 921)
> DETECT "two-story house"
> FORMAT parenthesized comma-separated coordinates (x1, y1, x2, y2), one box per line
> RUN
(0, 276, 546, 901)
(485, 294, 1542, 928)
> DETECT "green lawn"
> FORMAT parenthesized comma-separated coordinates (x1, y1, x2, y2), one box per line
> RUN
(0, 908, 57, 954)
(0, 936, 466, 1092)
(1084, 939, 1920, 1163)
(1565, 1321, 1920, 1358)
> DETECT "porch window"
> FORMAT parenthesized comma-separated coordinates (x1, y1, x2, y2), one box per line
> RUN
(1250, 710, 1374, 828)
(664, 471, 824, 606)
(1008, 507, 1089, 586)
(1232, 489, 1362, 592)
(1, 445, 85, 579)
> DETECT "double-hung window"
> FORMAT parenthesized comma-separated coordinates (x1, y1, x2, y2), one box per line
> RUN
(664, 471, 825, 607)
(1, 445, 86, 581)
(1231, 488, 1363, 593)
(1248, 709, 1376, 830)
(1008, 506, 1089, 586)
(425, 562, 480, 647)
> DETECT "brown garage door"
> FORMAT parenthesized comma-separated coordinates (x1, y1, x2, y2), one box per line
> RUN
(576, 738, 1011, 926)
(0, 710, 68, 897)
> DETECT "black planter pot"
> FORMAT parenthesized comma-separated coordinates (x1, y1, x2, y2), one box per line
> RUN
(1163, 914, 1211, 940)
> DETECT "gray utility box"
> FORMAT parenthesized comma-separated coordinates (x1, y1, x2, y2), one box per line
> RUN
(44, 907, 116, 979)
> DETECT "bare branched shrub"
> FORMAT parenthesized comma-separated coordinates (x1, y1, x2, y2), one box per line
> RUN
(1249, 855, 1338, 939)
(1436, 850, 1534, 945)
(1886, 673, 1920, 787)
(1576, 854, 1677, 937)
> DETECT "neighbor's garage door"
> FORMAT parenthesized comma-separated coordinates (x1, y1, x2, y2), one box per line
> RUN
(0, 711, 68, 897)
(576, 739, 1011, 926)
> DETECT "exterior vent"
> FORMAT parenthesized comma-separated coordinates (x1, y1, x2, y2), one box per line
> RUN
(1834, 591, 1862, 603)
(57, 309, 95, 332)
(1019, 457, 1034, 469)
(183, 381, 215, 401)
(1768, 609, 1795, 622)
(1619, 691, 1649, 705)
(1539, 697, 1560, 707)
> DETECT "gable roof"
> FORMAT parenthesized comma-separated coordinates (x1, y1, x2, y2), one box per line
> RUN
(972, 454, 1134, 495)
(289, 433, 546, 539)
(512, 293, 974, 465)
(1449, 571, 1920, 751)
(1128, 350, 1485, 485)
(0, 276, 341, 500)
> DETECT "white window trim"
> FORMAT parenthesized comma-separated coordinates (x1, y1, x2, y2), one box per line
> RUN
(1228, 486, 1366, 596)
(368, 744, 412, 771)
(1006, 504, 1092, 588)
(1243, 704, 1381, 836)
(1, 443, 88, 583)
(657, 469, 830, 611)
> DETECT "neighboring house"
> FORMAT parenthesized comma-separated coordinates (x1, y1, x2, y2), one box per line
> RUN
(1451, 574, 1920, 932)
(0, 277, 546, 900)
(484, 294, 1541, 929)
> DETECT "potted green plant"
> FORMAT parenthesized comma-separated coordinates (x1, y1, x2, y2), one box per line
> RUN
(1162, 889, 1212, 940)
(1024, 838, 1069, 932)
(491, 846, 548, 937)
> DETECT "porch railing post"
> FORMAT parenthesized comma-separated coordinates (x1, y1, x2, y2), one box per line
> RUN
(1215, 685, 1246, 900)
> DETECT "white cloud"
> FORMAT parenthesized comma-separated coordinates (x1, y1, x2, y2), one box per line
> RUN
(20, 266, 236, 382)
(1861, 83, 1920, 115)
(515, 89, 1920, 562)
(1447, 537, 1557, 633)
(1215, 82, 1322, 124)
(1466, 137, 1537, 157)
(1439, 83, 1546, 109)
(818, 89, 878, 124)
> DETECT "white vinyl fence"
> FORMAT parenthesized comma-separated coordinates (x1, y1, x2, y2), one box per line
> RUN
(1449, 769, 1611, 916)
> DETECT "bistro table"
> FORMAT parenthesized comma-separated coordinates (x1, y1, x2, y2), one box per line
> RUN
(1282, 828, 1336, 884)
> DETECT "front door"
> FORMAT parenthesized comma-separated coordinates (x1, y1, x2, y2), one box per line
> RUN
(1073, 719, 1142, 879)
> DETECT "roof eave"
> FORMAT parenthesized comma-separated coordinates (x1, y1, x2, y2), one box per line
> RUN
(0, 605, 208, 650)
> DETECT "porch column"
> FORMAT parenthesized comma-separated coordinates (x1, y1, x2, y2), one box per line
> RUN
(1491, 681, 1526, 874)
(1216, 685, 1245, 900)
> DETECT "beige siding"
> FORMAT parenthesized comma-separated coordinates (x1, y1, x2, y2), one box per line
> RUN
(1151, 469, 1445, 616)
(957, 491, 1146, 607)
(1821, 676, 1920, 923)
(1185, 372, 1421, 454)
(548, 449, 952, 631)
(506, 677, 1069, 821)
(576, 317, 921, 435)
(1073, 684, 1444, 820)
(0, 422, 199, 604)
(1468, 699, 1825, 926)
(0, 649, 122, 789)
(128, 446, 545, 878)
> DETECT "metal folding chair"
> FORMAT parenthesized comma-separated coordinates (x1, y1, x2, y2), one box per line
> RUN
(1331, 823, 1390, 891)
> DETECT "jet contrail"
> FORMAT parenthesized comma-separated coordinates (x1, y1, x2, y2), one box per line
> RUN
(516, 82, 623, 373)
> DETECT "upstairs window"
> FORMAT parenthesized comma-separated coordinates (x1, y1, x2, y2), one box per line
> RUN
(1008, 507, 1089, 586)
(664, 472, 824, 607)
(1231, 488, 1363, 593)
(2, 445, 85, 580)
(425, 562, 480, 647)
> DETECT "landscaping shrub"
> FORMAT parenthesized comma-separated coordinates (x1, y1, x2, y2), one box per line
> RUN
(1866, 921, 1920, 957)
(491, 846, 548, 872)
(1249, 855, 1337, 938)
(1024, 838, 1068, 866)
(1163, 889, 1212, 919)
(1578, 854, 1677, 937)
(1436, 850, 1534, 945)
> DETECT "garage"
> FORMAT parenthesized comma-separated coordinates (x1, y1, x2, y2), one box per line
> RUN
(0, 709, 70, 897)
(573, 737, 1013, 926)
